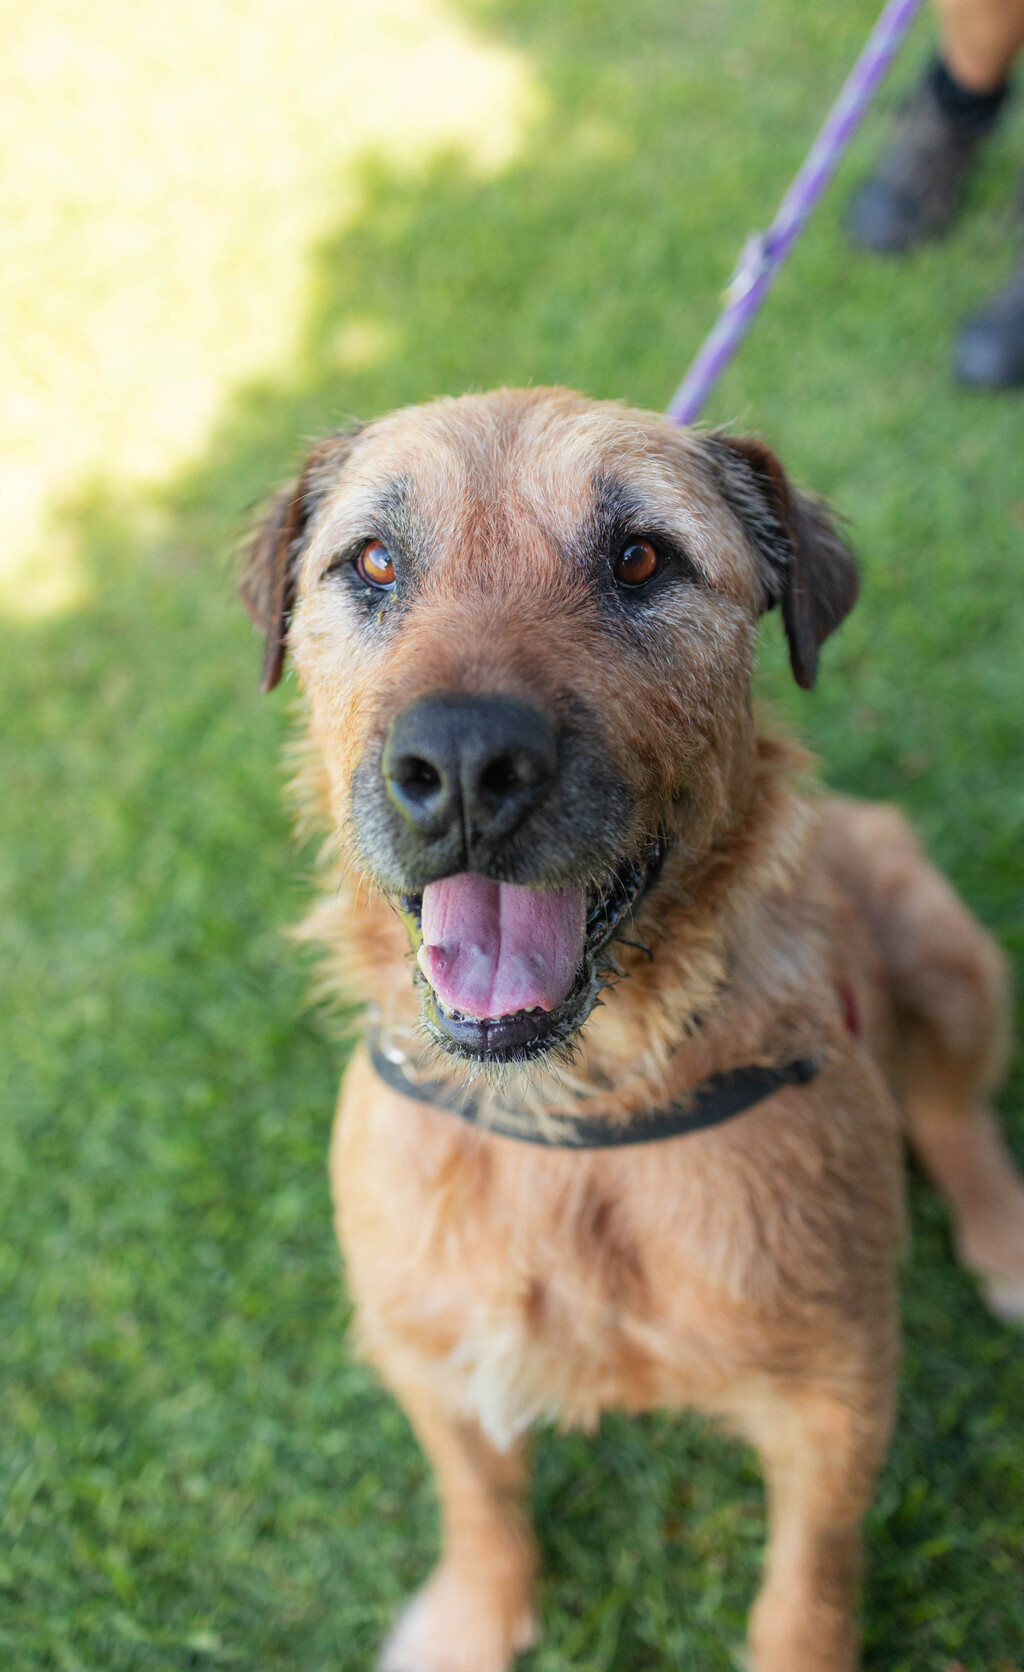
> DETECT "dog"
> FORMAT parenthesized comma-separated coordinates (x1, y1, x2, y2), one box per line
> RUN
(241, 387, 1024, 1672)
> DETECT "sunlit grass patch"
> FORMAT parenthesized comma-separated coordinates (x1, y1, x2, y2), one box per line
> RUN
(0, 0, 540, 617)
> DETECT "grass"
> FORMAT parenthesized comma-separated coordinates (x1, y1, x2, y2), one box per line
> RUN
(2, 0, 1024, 1667)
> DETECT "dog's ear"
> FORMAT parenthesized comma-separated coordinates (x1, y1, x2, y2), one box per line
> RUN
(701, 431, 859, 689)
(240, 425, 363, 693)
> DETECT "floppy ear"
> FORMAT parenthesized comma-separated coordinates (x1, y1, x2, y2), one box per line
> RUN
(240, 425, 363, 693)
(700, 431, 859, 689)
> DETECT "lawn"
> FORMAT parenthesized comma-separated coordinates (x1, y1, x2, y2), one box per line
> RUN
(2, 0, 1024, 1667)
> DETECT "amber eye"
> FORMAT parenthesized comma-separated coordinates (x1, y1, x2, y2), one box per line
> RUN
(613, 539, 660, 588)
(353, 539, 396, 589)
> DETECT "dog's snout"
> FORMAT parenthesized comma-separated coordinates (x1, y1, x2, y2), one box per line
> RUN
(383, 696, 556, 852)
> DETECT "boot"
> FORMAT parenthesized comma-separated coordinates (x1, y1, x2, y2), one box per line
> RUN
(847, 65, 1002, 253)
(955, 238, 1024, 387)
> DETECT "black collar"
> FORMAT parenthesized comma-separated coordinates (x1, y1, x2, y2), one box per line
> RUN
(368, 1028, 821, 1149)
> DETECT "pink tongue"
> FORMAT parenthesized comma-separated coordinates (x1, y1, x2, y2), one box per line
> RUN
(421, 874, 586, 1020)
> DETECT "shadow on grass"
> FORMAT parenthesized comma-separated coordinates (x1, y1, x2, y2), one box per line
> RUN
(2, 1, 1024, 1667)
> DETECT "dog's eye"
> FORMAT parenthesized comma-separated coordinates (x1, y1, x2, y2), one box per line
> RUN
(613, 539, 660, 588)
(353, 540, 396, 590)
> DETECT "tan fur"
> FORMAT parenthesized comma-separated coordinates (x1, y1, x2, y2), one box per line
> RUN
(243, 389, 1024, 1671)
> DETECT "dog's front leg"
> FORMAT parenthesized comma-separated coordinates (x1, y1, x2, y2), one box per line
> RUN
(377, 1377, 539, 1672)
(739, 1374, 895, 1672)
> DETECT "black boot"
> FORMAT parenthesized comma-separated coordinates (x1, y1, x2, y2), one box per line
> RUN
(847, 61, 1007, 253)
(955, 242, 1024, 387)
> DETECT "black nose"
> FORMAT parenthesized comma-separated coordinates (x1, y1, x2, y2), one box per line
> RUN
(383, 695, 556, 852)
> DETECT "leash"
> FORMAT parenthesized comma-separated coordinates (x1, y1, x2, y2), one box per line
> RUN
(667, 0, 925, 425)
(368, 1027, 820, 1149)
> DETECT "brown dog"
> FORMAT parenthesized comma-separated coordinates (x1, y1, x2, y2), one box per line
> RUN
(242, 388, 1024, 1672)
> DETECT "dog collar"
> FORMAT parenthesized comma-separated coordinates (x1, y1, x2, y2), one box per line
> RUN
(367, 1026, 820, 1149)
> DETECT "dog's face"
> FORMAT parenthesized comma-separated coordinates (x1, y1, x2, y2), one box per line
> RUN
(243, 389, 856, 1066)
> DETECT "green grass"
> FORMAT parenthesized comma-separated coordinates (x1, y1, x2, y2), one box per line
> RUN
(3, 1, 1024, 1667)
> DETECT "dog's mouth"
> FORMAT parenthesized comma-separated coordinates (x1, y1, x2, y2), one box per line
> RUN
(398, 838, 666, 1064)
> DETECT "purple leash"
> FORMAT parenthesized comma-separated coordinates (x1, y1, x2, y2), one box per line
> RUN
(667, 0, 925, 425)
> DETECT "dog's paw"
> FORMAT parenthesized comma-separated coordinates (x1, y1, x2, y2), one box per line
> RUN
(978, 1270, 1024, 1324)
(377, 1565, 538, 1672)
(959, 1194, 1024, 1325)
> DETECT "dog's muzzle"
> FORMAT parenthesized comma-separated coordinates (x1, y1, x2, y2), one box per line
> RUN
(352, 690, 654, 1063)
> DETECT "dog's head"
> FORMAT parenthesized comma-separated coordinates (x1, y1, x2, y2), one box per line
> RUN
(242, 389, 856, 1066)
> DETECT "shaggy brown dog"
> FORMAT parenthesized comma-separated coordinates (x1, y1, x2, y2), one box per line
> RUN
(242, 388, 1024, 1672)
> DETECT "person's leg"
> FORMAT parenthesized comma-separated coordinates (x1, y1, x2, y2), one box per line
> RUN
(846, 0, 1023, 253)
(937, 0, 1024, 91)
(939, 0, 1024, 387)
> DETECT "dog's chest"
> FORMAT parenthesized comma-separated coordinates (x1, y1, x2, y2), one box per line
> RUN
(411, 1248, 672, 1451)
(350, 1139, 724, 1450)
